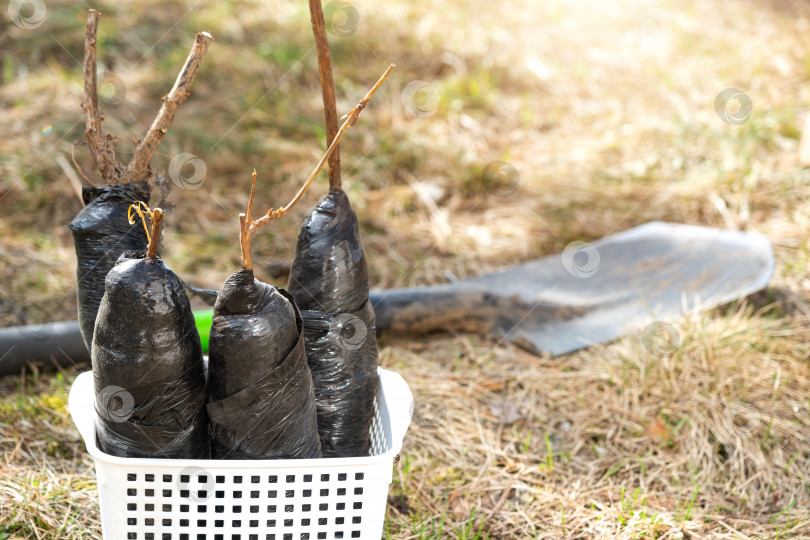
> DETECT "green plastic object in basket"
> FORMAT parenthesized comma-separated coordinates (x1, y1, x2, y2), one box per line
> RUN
(193, 309, 213, 353)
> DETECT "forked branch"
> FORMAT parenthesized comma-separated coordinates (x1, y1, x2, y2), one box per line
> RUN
(238, 64, 395, 270)
(80, 9, 213, 187)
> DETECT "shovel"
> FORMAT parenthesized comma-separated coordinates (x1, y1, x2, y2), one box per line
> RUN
(370, 221, 773, 355)
(0, 222, 773, 376)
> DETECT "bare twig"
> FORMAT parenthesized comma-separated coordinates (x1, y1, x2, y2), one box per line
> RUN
(122, 31, 214, 184)
(81, 10, 119, 183)
(239, 213, 252, 270)
(71, 142, 93, 187)
(238, 64, 394, 270)
(308, 0, 341, 190)
(248, 64, 393, 232)
(147, 208, 163, 258)
(246, 168, 257, 224)
(55, 152, 83, 202)
(128, 201, 153, 242)
(239, 171, 258, 270)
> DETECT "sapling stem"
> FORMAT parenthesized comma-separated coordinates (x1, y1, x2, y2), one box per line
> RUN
(237, 64, 394, 270)
(147, 208, 163, 258)
(127, 201, 162, 258)
(308, 0, 341, 190)
(82, 9, 119, 183)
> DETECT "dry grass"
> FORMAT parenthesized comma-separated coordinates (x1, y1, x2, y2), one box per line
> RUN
(2, 0, 810, 537)
(385, 305, 810, 538)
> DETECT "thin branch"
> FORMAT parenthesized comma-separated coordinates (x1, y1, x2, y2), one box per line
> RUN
(79, 10, 213, 188)
(237, 64, 394, 270)
(122, 31, 214, 184)
(239, 171, 257, 269)
(55, 152, 84, 202)
(81, 9, 119, 183)
(248, 64, 394, 235)
(71, 141, 94, 186)
(246, 169, 257, 224)
(128, 201, 153, 242)
(239, 213, 251, 270)
(308, 0, 341, 190)
(147, 208, 163, 258)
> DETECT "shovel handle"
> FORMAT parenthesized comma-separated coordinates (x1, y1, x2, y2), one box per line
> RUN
(370, 285, 504, 336)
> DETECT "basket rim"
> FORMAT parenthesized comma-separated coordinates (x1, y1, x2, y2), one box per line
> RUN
(69, 367, 413, 469)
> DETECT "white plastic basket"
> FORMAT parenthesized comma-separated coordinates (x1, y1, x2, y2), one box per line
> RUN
(69, 368, 413, 540)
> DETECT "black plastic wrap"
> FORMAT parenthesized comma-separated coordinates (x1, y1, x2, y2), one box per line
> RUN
(92, 250, 210, 459)
(69, 182, 151, 352)
(299, 301, 378, 456)
(207, 269, 322, 460)
(288, 188, 380, 457)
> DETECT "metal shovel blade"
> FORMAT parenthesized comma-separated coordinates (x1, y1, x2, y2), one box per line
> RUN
(371, 222, 774, 356)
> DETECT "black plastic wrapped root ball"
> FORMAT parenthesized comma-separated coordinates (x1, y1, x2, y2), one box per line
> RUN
(92, 250, 210, 459)
(288, 188, 380, 457)
(69, 182, 150, 351)
(207, 269, 322, 460)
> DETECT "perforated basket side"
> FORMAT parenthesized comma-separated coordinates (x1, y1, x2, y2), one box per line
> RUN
(107, 465, 392, 540)
(68, 369, 413, 540)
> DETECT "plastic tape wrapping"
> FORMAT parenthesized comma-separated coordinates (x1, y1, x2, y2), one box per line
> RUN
(288, 189, 380, 457)
(207, 269, 322, 460)
(92, 251, 210, 459)
(70, 183, 150, 351)
(300, 301, 379, 457)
